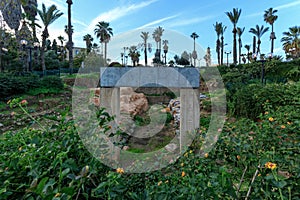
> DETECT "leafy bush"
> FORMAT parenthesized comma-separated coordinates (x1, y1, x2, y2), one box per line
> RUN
(0, 95, 299, 199)
(0, 73, 64, 101)
(39, 76, 64, 90)
(230, 82, 299, 119)
(0, 73, 39, 100)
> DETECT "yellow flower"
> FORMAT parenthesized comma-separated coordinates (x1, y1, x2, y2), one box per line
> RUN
(258, 174, 261, 177)
(18, 146, 22, 151)
(264, 111, 269, 115)
(287, 122, 292, 125)
(7, 100, 11, 104)
(116, 167, 124, 174)
(54, 193, 61, 197)
(165, 180, 169, 184)
(204, 153, 209, 158)
(189, 150, 193, 154)
(180, 163, 184, 167)
(236, 155, 241, 160)
(181, 171, 186, 177)
(184, 152, 188, 157)
(281, 125, 286, 129)
(157, 181, 163, 186)
(265, 162, 277, 170)
(268, 117, 274, 122)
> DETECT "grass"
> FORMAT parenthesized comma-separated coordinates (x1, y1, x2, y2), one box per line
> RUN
(127, 148, 146, 153)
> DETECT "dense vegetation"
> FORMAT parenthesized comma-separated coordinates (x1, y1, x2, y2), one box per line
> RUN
(0, 58, 299, 199)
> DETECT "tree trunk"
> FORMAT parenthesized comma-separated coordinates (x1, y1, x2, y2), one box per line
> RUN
(41, 34, 46, 75)
(233, 28, 237, 65)
(144, 43, 147, 66)
(67, 0, 73, 74)
(217, 39, 220, 66)
(159, 40, 161, 62)
(253, 36, 256, 54)
(257, 40, 261, 55)
(104, 42, 107, 66)
(221, 36, 224, 65)
(238, 38, 241, 64)
(271, 24, 275, 54)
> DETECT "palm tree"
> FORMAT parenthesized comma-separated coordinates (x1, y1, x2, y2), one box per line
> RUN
(281, 26, 300, 59)
(20, 0, 40, 42)
(162, 39, 169, 65)
(152, 26, 164, 63)
(190, 32, 199, 66)
(220, 24, 227, 65)
(94, 21, 113, 65)
(128, 46, 140, 66)
(244, 44, 251, 63)
(225, 8, 242, 65)
(264, 8, 278, 54)
(83, 34, 93, 54)
(249, 25, 269, 55)
(57, 35, 65, 47)
(0, 0, 22, 34)
(141, 31, 149, 66)
(66, 0, 74, 73)
(213, 23, 222, 65)
(37, 3, 63, 75)
(237, 27, 245, 64)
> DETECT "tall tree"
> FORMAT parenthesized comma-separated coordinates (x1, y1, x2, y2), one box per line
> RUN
(66, 0, 73, 73)
(213, 22, 222, 65)
(225, 8, 242, 65)
(190, 32, 199, 67)
(249, 25, 269, 55)
(141, 31, 149, 66)
(237, 27, 245, 64)
(281, 26, 300, 59)
(264, 8, 278, 54)
(94, 21, 113, 65)
(244, 44, 251, 63)
(128, 45, 140, 66)
(0, 0, 22, 34)
(152, 26, 164, 64)
(21, 0, 39, 42)
(57, 35, 66, 61)
(37, 3, 63, 75)
(220, 23, 227, 65)
(57, 35, 66, 47)
(83, 34, 93, 54)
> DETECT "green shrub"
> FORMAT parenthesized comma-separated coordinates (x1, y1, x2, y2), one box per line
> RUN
(230, 82, 300, 119)
(39, 76, 64, 90)
(0, 73, 39, 100)
(0, 73, 64, 100)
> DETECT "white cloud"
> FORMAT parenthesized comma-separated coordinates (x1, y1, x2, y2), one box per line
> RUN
(245, 0, 300, 18)
(244, 12, 262, 18)
(137, 14, 180, 29)
(87, 0, 158, 33)
(167, 16, 214, 28)
(275, 0, 300, 10)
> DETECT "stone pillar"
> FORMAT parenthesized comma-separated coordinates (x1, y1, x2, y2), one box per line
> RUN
(100, 87, 121, 163)
(179, 89, 199, 153)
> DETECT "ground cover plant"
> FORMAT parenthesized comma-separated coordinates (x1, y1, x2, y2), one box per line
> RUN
(0, 59, 299, 199)
(0, 81, 299, 199)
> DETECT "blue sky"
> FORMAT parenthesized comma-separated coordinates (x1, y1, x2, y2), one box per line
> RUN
(37, 0, 300, 65)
